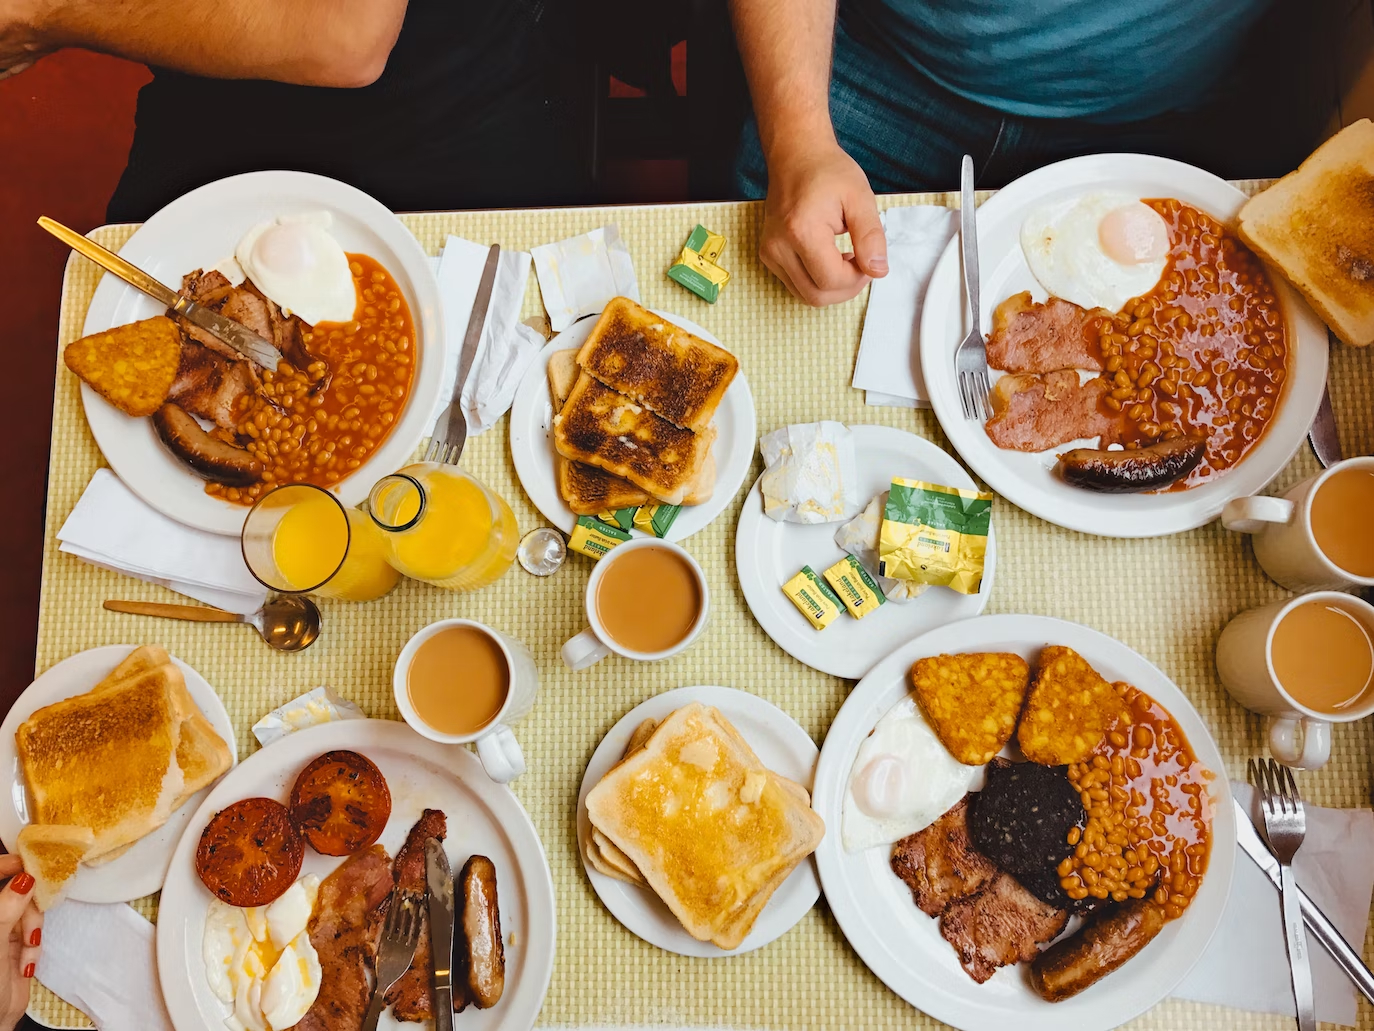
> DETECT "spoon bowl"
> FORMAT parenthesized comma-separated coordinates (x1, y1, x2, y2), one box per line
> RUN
(102, 594, 322, 652)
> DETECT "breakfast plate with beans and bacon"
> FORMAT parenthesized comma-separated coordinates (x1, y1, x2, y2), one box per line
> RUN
(921, 154, 1328, 537)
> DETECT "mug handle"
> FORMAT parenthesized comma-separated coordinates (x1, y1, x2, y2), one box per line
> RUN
(1221, 496, 1294, 534)
(475, 724, 526, 783)
(1267, 716, 1331, 770)
(562, 627, 610, 671)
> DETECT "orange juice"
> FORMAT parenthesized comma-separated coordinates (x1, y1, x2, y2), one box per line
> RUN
(271, 495, 400, 601)
(368, 463, 518, 591)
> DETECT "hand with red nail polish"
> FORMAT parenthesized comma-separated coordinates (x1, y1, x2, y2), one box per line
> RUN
(0, 854, 42, 1030)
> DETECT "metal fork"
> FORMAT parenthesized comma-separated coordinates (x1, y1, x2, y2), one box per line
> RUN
(361, 890, 424, 1031)
(954, 154, 991, 421)
(1251, 758, 1316, 1031)
(424, 242, 501, 466)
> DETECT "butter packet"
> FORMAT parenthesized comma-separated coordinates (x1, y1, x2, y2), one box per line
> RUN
(253, 686, 367, 747)
(879, 478, 993, 594)
(781, 566, 844, 630)
(823, 554, 886, 619)
(598, 508, 638, 532)
(632, 503, 681, 538)
(569, 515, 632, 559)
(668, 225, 730, 304)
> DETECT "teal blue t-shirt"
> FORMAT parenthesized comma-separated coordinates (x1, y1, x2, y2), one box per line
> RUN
(853, 0, 1274, 122)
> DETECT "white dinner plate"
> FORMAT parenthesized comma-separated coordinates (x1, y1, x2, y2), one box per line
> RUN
(920, 153, 1328, 537)
(0, 645, 237, 903)
(508, 314, 756, 542)
(735, 425, 995, 679)
(575, 685, 820, 957)
(80, 170, 447, 536)
(158, 719, 554, 1031)
(812, 614, 1236, 1031)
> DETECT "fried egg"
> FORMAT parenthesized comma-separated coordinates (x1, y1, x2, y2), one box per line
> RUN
(232, 212, 357, 327)
(203, 874, 321, 1031)
(842, 695, 977, 853)
(1020, 191, 1171, 313)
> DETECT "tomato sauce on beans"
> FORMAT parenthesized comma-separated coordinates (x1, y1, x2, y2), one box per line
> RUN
(1058, 682, 1212, 922)
(1094, 199, 1287, 488)
(206, 254, 416, 505)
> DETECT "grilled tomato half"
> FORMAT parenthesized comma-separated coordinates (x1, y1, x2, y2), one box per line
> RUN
(289, 749, 392, 856)
(195, 797, 304, 906)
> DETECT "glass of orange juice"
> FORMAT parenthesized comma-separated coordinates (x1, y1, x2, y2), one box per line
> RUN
(367, 463, 518, 591)
(242, 484, 401, 602)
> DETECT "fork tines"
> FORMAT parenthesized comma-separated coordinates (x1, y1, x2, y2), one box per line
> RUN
(1250, 757, 1304, 816)
(958, 369, 991, 422)
(383, 890, 422, 946)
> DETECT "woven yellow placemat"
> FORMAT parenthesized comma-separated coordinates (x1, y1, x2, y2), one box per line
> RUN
(29, 188, 1374, 1031)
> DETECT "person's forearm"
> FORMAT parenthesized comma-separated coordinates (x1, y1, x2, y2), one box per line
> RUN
(19, 0, 408, 86)
(729, 0, 837, 163)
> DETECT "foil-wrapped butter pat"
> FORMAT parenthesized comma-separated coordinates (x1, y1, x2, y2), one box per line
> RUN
(759, 421, 859, 524)
(834, 492, 925, 602)
(253, 686, 368, 747)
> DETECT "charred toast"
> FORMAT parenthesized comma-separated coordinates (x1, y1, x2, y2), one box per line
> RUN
(549, 348, 653, 512)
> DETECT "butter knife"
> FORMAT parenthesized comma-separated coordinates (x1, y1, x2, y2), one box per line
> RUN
(425, 838, 456, 1031)
(37, 215, 284, 370)
(1233, 797, 1374, 1003)
(1308, 339, 1342, 467)
(425, 242, 501, 465)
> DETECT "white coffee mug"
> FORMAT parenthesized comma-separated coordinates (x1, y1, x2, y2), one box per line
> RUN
(394, 619, 538, 783)
(561, 538, 710, 670)
(1221, 456, 1374, 592)
(1215, 592, 1374, 769)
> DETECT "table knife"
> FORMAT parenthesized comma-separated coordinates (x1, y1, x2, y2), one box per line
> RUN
(37, 215, 284, 370)
(1233, 797, 1374, 1004)
(425, 837, 456, 1031)
(1308, 341, 1343, 467)
(425, 242, 500, 464)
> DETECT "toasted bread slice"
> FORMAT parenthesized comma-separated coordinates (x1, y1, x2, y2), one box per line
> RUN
(100, 644, 169, 686)
(63, 316, 184, 417)
(585, 703, 825, 949)
(548, 348, 581, 412)
(556, 456, 653, 514)
(16, 824, 94, 911)
(682, 450, 715, 506)
(554, 374, 712, 505)
(17, 665, 188, 860)
(575, 297, 739, 431)
(1238, 119, 1374, 346)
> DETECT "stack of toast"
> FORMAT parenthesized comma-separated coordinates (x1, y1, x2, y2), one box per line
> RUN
(551, 297, 738, 512)
(14, 645, 233, 910)
(583, 702, 825, 950)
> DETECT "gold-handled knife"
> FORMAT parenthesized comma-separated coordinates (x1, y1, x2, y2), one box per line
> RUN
(37, 215, 284, 370)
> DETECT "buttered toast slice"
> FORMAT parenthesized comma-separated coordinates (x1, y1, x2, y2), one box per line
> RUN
(1238, 119, 1374, 346)
(551, 348, 655, 513)
(576, 297, 739, 431)
(585, 703, 825, 949)
(554, 374, 713, 505)
(16, 824, 94, 911)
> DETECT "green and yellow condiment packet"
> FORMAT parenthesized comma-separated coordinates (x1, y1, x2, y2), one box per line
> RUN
(632, 503, 681, 538)
(878, 478, 993, 595)
(822, 555, 886, 619)
(569, 515, 632, 559)
(781, 566, 843, 630)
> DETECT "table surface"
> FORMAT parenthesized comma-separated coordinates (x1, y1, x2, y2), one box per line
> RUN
(30, 188, 1374, 1031)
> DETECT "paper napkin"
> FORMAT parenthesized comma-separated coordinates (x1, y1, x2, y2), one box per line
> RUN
(431, 235, 545, 437)
(37, 900, 175, 1031)
(57, 469, 267, 615)
(852, 205, 958, 408)
(1172, 781, 1374, 1026)
(532, 225, 641, 332)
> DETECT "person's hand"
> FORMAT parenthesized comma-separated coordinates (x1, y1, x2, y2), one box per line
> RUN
(0, 855, 41, 1031)
(758, 139, 887, 307)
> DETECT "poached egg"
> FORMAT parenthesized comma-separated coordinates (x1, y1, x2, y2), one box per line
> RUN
(842, 696, 977, 853)
(228, 212, 357, 327)
(1020, 191, 1172, 313)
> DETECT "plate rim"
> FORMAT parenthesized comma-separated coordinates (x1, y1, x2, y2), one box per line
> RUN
(78, 169, 448, 536)
(574, 684, 821, 957)
(919, 152, 1329, 538)
(812, 612, 1236, 1031)
(734, 423, 997, 678)
(155, 717, 555, 1031)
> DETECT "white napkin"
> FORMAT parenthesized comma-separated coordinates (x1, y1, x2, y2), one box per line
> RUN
(57, 469, 267, 615)
(1173, 782, 1374, 1026)
(431, 235, 544, 437)
(531, 225, 641, 332)
(36, 900, 175, 1031)
(852, 205, 959, 408)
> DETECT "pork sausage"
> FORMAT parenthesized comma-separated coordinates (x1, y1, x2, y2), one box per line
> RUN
(457, 855, 505, 1009)
(1056, 437, 1205, 493)
(1028, 898, 1166, 1002)
(151, 403, 263, 486)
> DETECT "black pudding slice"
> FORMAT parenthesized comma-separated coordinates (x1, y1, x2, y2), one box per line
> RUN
(968, 758, 1085, 908)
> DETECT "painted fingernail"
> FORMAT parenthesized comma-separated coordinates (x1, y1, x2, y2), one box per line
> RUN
(10, 874, 33, 895)
(22, 963, 33, 979)
(29, 928, 40, 947)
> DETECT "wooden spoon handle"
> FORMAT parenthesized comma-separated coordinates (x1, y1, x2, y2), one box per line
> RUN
(103, 600, 244, 623)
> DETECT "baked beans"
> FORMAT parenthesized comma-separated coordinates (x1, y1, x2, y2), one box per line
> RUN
(1095, 199, 1287, 488)
(1057, 682, 1212, 922)
(205, 254, 416, 505)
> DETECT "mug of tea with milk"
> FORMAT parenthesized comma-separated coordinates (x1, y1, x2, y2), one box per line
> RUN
(1221, 456, 1374, 592)
(1216, 592, 1374, 769)
(394, 619, 538, 782)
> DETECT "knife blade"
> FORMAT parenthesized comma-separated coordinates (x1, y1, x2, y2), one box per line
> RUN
(425, 838, 456, 1031)
(1308, 343, 1342, 467)
(37, 215, 284, 370)
(1232, 797, 1374, 1003)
